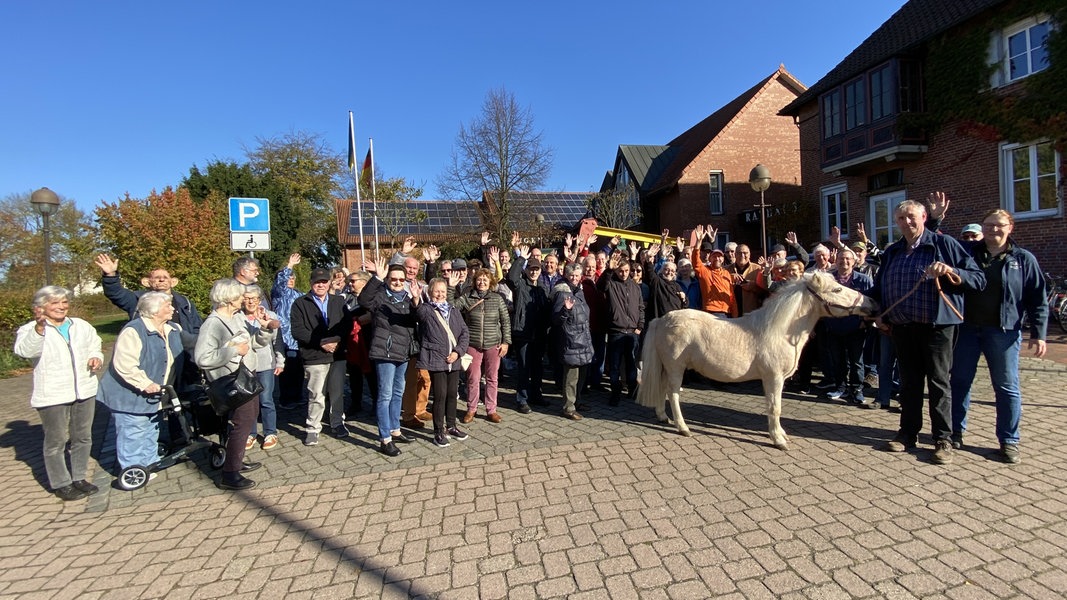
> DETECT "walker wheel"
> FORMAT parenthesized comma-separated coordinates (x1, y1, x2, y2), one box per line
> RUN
(118, 466, 150, 491)
(209, 445, 226, 470)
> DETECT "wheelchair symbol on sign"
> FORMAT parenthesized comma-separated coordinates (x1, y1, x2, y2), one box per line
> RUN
(244, 235, 257, 249)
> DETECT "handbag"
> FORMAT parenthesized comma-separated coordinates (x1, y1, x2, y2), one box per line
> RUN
(433, 310, 473, 371)
(204, 315, 264, 415)
(207, 361, 264, 416)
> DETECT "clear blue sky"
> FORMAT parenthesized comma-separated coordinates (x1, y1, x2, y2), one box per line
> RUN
(1, 1, 907, 214)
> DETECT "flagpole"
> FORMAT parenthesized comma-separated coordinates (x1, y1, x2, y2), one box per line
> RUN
(349, 112, 366, 263)
(370, 137, 380, 255)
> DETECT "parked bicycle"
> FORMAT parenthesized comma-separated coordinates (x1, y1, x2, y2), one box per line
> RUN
(1026, 273, 1067, 334)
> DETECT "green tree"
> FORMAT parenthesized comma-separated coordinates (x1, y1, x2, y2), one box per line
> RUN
(95, 187, 232, 314)
(184, 160, 302, 284)
(246, 132, 346, 265)
(437, 87, 553, 242)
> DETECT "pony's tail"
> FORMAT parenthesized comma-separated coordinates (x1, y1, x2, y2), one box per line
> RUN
(636, 317, 666, 408)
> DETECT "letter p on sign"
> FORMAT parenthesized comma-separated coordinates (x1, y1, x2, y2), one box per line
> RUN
(228, 197, 271, 232)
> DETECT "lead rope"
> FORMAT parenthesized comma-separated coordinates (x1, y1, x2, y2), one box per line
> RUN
(879, 271, 964, 322)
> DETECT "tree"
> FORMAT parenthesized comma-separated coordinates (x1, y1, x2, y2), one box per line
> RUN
(183, 160, 302, 282)
(95, 187, 232, 314)
(437, 87, 553, 242)
(245, 132, 346, 265)
(589, 183, 641, 230)
(0, 192, 99, 290)
(364, 176, 427, 250)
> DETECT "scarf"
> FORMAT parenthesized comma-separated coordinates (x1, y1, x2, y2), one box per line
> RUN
(386, 289, 408, 304)
(431, 301, 450, 319)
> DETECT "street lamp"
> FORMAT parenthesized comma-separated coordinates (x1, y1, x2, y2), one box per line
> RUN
(748, 164, 772, 259)
(535, 213, 545, 249)
(30, 187, 61, 285)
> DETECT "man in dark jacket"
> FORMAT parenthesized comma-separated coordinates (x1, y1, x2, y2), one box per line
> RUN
(871, 199, 985, 465)
(506, 250, 551, 413)
(94, 254, 203, 334)
(598, 253, 645, 406)
(290, 268, 353, 446)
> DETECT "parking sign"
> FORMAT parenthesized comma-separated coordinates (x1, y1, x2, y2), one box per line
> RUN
(228, 197, 271, 232)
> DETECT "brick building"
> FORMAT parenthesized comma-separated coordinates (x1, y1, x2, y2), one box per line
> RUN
(601, 65, 808, 254)
(779, 0, 1065, 274)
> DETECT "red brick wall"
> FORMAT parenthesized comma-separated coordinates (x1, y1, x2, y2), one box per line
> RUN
(657, 78, 804, 253)
(796, 102, 1067, 275)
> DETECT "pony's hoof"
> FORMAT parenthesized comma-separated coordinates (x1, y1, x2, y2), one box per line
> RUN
(773, 440, 789, 450)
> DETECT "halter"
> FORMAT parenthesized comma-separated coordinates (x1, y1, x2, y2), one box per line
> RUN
(804, 282, 867, 317)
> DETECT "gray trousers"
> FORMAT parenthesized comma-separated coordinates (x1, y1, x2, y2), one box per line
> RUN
(37, 397, 95, 490)
(305, 361, 346, 433)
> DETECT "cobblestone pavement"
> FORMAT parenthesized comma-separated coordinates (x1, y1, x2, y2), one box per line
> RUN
(1, 356, 1066, 599)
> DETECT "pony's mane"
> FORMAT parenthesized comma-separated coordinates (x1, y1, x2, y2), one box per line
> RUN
(742, 280, 812, 336)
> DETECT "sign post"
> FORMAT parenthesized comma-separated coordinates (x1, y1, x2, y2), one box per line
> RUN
(228, 197, 271, 255)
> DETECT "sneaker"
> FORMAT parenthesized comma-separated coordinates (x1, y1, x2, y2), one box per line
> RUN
(932, 440, 954, 465)
(864, 373, 879, 388)
(517, 403, 532, 414)
(304, 432, 319, 446)
(950, 435, 963, 450)
(245, 435, 257, 450)
(261, 434, 279, 450)
(332, 424, 350, 438)
(433, 432, 450, 447)
(446, 427, 468, 441)
(1001, 443, 1021, 464)
(826, 388, 845, 400)
(71, 480, 99, 496)
(53, 484, 89, 501)
(379, 441, 401, 457)
(461, 412, 475, 424)
(883, 434, 917, 453)
(487, 412, 502, 423)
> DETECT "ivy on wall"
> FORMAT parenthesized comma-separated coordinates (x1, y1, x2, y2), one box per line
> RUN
(901, 0, 1065, 149)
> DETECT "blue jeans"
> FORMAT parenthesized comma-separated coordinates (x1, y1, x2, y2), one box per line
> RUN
(113, 411, 163, 470)
(374, 360, 407, 441)
(950, 324, 1023, 445)
(252, 369, 277, 437)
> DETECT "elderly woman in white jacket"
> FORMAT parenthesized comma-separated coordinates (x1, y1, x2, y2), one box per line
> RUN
(14, 286, 104, 502)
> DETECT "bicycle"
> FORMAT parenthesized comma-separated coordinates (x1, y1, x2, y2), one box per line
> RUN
(1026, 273, 1067, 334)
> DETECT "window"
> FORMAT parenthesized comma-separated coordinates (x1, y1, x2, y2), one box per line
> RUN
(869, 190, 905, 249)
(870, 64, 894, 120)
(709, 170, 724, 215)
(991, 16, 1051, 86)
(822, 91, 841, 139)
(845, 78, 866, 130)
(898, 60, 923, 113)
(1001, 140, 1061, 217)
(820, 184, 848, 240)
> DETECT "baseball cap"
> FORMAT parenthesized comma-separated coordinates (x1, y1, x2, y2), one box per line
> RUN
(710, 248, 724, 256)
(849, 240, 867, 251)
(452, 258, 467, 270)
(771, 244, 786, 253)
(961, 223, 982, 236)
(525, 257, 542, 269)
(310, 268, 331, 283)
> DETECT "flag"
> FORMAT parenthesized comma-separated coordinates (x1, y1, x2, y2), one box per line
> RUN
(361, 149, 373, 187)
(347, 112, 357, 174)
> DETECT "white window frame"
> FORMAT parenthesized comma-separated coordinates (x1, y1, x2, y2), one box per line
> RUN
(868, 190, 905, 249)
(820, 183, 849, 241)
(1000, 140, 1062, 219)
(989, 15, 1052, 87)
(709, 170, 724, 215)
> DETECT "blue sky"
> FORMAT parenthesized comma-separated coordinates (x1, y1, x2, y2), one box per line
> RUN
(1, 1, 907, 214)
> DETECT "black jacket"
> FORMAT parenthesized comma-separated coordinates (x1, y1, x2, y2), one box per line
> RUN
(552, 282, 594, 367)
(358, 277, 419, 362)
(290, 292, 351, 365)
(644, 258, 686, 321)
(505, 260, 550, 341)
(597, 267, 646, 333)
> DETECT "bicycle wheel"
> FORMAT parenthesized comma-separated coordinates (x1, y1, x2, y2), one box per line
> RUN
(1058, 296, 1067, 333)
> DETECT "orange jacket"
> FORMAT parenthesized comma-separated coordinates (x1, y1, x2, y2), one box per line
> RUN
(691, 248, 737, 316)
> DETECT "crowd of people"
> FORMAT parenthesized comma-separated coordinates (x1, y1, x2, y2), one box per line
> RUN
(14, 192, 1050, 501)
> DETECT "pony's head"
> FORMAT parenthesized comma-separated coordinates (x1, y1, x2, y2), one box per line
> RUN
(803, 271, 879, 318)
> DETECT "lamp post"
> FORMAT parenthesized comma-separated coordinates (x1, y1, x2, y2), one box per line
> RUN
(30, 187, 61, 285)
(535, 213, 545, 249)
(748, 164, 772, 260)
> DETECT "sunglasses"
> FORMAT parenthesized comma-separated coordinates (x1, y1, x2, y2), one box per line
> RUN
(387, 277, 406, 283)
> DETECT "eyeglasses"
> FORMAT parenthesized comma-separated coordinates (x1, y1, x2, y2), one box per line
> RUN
(387, 278, 406, 283)
(348, 278, 359, 283)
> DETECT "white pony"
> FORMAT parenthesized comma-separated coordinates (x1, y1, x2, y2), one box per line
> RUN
(637, 271, 878, 449)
